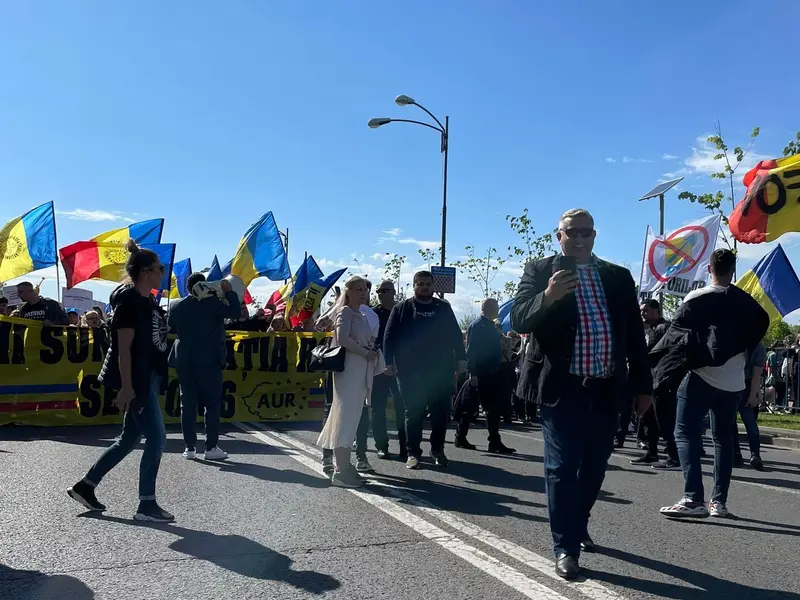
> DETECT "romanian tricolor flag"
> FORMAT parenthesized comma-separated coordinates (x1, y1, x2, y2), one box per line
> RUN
(290, 268, 346, 326)
(91, 219, 164, 245)
(736, 244, 800, 326)
(729, 154, 800, 244)
(169, 258, 193, 299)
(228, 212, 290, 286)
(0, 202, 57, 282)
(59, 242, 176, 290)
(268, 256, 324, 314)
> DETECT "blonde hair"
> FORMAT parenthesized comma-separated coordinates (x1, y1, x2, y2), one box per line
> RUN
(317, 275, 367, 325)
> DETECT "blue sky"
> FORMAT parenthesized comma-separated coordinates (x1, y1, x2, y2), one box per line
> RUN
(2, 1, 799, 317)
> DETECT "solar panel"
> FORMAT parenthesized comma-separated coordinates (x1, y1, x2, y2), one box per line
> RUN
(639, 177, 684, 201)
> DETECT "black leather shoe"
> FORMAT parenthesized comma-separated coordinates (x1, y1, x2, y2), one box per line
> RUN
(376, 449, 391, 460)
(488, 443, 516, 455)
(430, 450, 449, 467)
(613, 438, 624, 449)
(555, 554, 580, 580)
(455, 438, 477, 450)
(580, 536, 597, 553)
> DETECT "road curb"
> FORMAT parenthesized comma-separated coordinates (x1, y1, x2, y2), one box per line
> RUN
(739, 425, 800, 450)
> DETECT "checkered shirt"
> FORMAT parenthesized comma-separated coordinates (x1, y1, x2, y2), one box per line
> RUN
(569, 261, 614, 377)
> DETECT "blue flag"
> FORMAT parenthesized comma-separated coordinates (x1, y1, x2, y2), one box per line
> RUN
(498, 299, 513, 334)
(207, 255, 223, 281)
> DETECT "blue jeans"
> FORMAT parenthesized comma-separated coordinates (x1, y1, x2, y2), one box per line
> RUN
(674, 372, 739, 504)
(540, 378, 617, 558)
(86, 375, 166, 500)
(734, 387, 761, 459)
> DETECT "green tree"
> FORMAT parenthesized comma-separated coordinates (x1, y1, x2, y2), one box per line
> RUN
(453, 245, 506, 299)
(678, 123, 760, 250)
(458, 312, 478, 331)
(784, 132, 800, 157)
(763, 320, 793, 347)
(501, 208, 556, 300)
(418, 247, 442, 270)
(381, 253, 408, 302)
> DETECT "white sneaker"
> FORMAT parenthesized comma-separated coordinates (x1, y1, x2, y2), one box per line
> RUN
(709, 500, 729, 518)
(182, 449, 197, 460)
(203, 447, 228, 461)
(355, 457, 374, 473)
(331, 470, 363, 488)
(660, 498, 709, 518)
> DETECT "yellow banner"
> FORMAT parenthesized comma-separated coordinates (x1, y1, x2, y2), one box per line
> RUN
(0, 315, 329, 426)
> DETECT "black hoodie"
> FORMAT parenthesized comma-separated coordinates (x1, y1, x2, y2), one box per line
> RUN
(98, 284, 168, 399)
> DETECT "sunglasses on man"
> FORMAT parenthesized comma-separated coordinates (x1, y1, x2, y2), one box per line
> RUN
(560, 227, 594, 239)
(377, 288, 393, 294)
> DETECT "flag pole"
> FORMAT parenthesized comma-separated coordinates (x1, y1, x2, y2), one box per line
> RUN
(51, 201, 63, 302)
(638, 226, 649, 301)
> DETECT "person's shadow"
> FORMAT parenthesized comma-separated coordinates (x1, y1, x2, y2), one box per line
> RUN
(81, 514, 339, 594)
(0, 563, 95, 600)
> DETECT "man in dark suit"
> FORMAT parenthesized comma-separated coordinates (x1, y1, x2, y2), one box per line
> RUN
(511, 208, 652, 580)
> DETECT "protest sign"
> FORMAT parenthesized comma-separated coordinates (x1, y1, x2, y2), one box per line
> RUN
(62, 288, 94, 313)
(0, 286, 20, 306)
(0, 316, 329, 426)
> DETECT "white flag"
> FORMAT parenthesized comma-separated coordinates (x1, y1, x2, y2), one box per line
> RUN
(639, 214, 721, 298)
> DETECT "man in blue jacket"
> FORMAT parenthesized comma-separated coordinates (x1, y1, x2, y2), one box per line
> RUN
(168, 273, 241, 461)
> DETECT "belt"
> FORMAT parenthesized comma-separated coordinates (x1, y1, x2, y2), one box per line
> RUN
(569, 374, 612, 388)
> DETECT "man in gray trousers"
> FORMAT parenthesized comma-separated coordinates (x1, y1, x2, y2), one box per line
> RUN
(168, 272, 241, 461)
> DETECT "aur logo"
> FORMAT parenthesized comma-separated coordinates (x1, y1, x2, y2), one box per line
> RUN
(237, 370, 318, 421)
(1, 235, 23, 261)
(104, 246, 129, 265)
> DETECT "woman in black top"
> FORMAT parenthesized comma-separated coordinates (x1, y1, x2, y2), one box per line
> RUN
(68, 240, 173, 522)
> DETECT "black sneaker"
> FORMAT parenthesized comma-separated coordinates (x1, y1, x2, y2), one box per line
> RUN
(67, 481, 106, 512)
(652, 458, 681, 471)
(454, 437, 477, 450)
(430, 450, 449, 468)
(630, 453, 658, 465)
(134, 501, 175, 523)
(638, 441, 649, 450)
(750, 456, 764, 471)
(376, 449, 392, 460)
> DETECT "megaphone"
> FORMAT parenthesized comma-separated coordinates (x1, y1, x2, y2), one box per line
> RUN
(191, 274, 246, 305)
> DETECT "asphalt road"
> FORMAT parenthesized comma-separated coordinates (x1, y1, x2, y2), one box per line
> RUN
(2, 419, 799, 600)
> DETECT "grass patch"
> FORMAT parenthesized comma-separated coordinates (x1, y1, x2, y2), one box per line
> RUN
(748, 412, 800, 431)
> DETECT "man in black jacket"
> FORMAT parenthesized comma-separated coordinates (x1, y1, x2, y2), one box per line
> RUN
(383, 270, 466, 470)
(658, 249, 769, 519)
(511, 208, 652, 580)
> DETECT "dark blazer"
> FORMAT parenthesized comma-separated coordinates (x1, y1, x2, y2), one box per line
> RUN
(466, 316, 502, 377)
(511, 255, 652, 407)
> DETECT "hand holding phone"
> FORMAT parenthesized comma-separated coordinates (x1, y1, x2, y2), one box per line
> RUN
(545, 255, 578, 305)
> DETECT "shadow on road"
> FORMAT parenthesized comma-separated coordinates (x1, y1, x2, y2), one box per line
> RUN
(79, 514, 340, 594)
(587, 545, 800, 599)
(0, 564, 94, 600)
(207, 460, 329, 488)
(695, 515, 800, 538)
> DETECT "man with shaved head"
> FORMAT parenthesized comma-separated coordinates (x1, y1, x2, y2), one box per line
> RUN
(459, 297, 516, 453)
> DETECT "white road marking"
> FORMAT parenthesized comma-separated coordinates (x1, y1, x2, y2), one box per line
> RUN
(236, 422, 626, 600)
(234, 423, 571, 600)
(501, 430, 800, 497)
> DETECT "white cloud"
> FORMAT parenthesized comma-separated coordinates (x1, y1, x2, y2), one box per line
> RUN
(371, 252, 389, 260)
(396, 238, 439, 248)
(684, 135, 769, 176)
(605, 157, 616, 163)
(382, 227, 403, 237)
(662, 154, 679, 160)
(606, 156, 652, 164)
(56, 209, 136, 223)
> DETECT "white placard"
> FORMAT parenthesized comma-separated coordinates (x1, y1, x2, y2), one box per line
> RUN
(639, 214, 721, 298)
(62, 287, 95, 313)
(1, 285, 20, 306)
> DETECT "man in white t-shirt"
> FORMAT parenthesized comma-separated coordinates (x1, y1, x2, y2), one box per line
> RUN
(659, 249, 769, 520)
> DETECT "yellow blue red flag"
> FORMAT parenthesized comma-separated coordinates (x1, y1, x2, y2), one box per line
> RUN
(0, 202, 57, 282)
(169, 258, 193, 299)
(91, 219, 164, 245)
(736, 244, 800, 325)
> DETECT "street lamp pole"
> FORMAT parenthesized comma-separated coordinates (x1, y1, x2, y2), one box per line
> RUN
(368, 95, 449, 271)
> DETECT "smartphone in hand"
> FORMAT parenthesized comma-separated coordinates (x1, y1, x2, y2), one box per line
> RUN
(552, 255, 577, 275)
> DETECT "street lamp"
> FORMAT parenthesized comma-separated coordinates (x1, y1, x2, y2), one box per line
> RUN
(368, 95, 450, 272)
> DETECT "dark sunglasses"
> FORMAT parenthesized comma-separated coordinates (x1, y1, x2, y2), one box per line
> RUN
(377, 289, 393, 294)
(560, 227, 594, 239)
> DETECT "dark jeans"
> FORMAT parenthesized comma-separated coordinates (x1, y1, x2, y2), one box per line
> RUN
(457, 372, 502, 444)
(675, 372, 739, 504)
(616, 403, 632, 444)
(398, 371, 453, 458)
(734, 386, 761, 459)
(513, 394, 537, 422)
(86, 375, 165, 500)
(540, 377, 617, 558)
(178, 365, 223, 451)
(371, 374, 407, 454)
(653, 388, 679, 461)
(773, 381, 787, 407)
